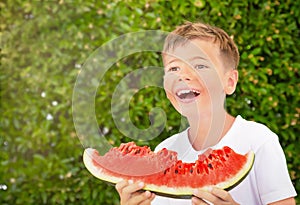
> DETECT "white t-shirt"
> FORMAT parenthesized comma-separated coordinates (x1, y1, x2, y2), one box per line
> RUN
(152, 115, 297, 205)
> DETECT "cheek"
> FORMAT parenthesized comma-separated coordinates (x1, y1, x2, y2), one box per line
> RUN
(163, 75, 181, 111)
(163, 75, 171, 95)
(163, 79, 175, 101)
(165, 91, 182, 114)
(163, 73, 178, 93)
(199, 73, 224, 94)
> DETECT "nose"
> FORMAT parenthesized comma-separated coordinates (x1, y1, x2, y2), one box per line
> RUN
(178, 67, 192, 81)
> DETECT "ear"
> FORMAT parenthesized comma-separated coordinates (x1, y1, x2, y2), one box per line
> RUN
(224, 69, 238, 95)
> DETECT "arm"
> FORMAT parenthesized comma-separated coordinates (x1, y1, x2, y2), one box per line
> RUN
(268, 197, 295, 205)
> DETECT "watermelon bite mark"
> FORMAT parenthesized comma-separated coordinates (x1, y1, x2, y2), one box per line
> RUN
(89, 142, 177, 176)
(83, 142, 255, 199)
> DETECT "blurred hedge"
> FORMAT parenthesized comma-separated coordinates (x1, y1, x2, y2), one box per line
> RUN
(1, 0, 299, 204)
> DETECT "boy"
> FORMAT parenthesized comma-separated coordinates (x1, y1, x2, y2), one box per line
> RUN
(115, 22, 297, 204)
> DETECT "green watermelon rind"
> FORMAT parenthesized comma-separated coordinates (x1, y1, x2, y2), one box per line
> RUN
(83, 148, 255, 199)
(224, 151, 255, 192)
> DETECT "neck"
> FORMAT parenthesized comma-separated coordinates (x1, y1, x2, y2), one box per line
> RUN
(187, 110, 235, 151)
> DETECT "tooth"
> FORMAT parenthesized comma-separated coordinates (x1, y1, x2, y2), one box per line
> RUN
(192, 89, 200, 94)
(178, 90, 191, 95)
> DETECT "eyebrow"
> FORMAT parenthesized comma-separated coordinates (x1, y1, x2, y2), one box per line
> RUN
(165, 55, 208, 65)
(188, 56, 208, 62)
(165, 58, 180, 65)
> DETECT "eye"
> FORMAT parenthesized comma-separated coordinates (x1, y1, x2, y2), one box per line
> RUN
(194, 64, 208, 70)
(167, 66, 180, 72)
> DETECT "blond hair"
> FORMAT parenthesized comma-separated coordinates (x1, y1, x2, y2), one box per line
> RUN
(163, 21, 240, 70)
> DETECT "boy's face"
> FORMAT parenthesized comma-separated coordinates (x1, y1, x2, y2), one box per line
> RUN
(163, 39, 238, 117)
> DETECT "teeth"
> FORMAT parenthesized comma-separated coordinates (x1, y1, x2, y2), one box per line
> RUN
(192, 89, 200, 94)
(177, 89, 200, 96)
(177, 90, 191, 95)
(176, 89, 201, 100)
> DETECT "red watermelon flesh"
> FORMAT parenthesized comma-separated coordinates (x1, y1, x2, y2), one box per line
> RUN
(89, 142, 178, 176)
(83, 142, 255, 198)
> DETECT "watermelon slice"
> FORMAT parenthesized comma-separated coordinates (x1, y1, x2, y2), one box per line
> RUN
(83, 142, 255, 198)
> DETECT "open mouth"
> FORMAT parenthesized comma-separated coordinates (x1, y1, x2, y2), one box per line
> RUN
(176, 89, 200, 100)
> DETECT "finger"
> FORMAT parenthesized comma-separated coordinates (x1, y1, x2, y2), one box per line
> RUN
(116, 180, 145, 203)
(115, 180, 128, 195)
(139, 200, 152, 205)
(193, 189, 219, 203)
(144, 191, 156, 202)
(191, 196, 209, 205)
(127, 190, 153, 205)
(139, 198, 155, 205)
(138, 191, 155, 205)
(149, 192, 156, 201)
(211, 187, 232, 201)
(122, 181, 145, 196)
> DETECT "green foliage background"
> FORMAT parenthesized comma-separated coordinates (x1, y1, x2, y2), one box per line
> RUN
(1, 0, 299, 204)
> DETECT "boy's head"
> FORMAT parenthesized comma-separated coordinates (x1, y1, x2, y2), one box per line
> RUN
(163, 21, 240, 71)
(162, 22, 239, 117)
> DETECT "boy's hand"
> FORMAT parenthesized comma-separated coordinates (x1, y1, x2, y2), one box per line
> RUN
(115, 180, 155, 205)
(192, 187, 239, 205)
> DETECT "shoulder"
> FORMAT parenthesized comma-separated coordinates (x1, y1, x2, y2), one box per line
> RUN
(236, 116, 278, 140)
(236, 115, 277, 136)
(223, 115, 280, 153)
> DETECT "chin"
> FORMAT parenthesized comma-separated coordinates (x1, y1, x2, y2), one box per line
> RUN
(176, 103, 202, 117)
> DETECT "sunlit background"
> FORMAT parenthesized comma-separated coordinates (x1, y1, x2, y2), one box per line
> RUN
(1, 0, 299, 204)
